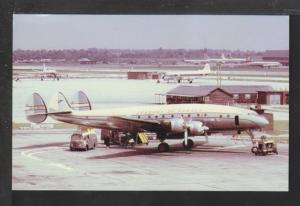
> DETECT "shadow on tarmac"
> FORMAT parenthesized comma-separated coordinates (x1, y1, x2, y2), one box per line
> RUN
(88, 144, 247, 160)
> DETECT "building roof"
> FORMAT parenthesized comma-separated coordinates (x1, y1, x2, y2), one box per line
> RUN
(166, 85, 274, 97)
(263, 50, 289, 58)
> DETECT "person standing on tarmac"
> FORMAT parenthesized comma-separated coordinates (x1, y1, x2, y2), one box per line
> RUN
(104, 136, 110, 148)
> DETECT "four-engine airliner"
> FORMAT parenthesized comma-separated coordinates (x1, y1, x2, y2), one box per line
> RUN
(158, 63, 212, 83)
(25, 91, 269, 152)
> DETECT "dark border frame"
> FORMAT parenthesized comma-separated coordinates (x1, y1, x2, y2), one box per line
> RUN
(1, 1, 300, 206)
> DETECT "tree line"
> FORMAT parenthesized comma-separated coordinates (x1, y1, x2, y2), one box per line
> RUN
(13, 48, 262, 63)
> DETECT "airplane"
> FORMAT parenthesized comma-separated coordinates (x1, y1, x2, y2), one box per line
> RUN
(157, 63, 212, 83)
(25, 91, 269, 153)
(184, 54, 248, 65)
(34, 64, 60, 80)
(240, 60, 282, 68)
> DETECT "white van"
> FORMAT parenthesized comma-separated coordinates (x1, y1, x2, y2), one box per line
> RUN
(69, 131, 97, 151)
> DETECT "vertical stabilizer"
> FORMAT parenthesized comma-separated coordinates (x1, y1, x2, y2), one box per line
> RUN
(202, 63, 210, 73)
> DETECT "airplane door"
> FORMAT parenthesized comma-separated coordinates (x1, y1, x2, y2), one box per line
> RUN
(235, 115, 239, 126)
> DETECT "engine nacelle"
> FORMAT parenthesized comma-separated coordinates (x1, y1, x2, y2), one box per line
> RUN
(187, 121, 208, 136)
(169, 118, 185, 133)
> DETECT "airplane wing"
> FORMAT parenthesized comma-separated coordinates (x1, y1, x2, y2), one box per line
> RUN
(109, 116, 164, 133)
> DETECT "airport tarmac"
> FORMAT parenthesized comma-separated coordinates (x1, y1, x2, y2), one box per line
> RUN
(12, 129, 288, 191)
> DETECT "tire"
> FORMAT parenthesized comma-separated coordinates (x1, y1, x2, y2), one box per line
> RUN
(251, 146, 258, 154)
(183, 139, 194, 149)
(158, 143, 170, 153)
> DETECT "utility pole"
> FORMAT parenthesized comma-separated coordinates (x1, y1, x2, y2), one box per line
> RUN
(216, 62, 222, 88)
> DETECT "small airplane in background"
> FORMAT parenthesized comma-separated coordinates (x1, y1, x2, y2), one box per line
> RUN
(158, 63, 212, 83)
(184, 54, 248, 65)
(185, 54, 282, 69)
(25, 91, 269, 153)
(240, 60, 282, 68)
(35, 64, 60, 80)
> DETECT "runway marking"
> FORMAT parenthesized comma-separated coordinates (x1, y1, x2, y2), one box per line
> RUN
(48, 163, 73, 171)
(20, 147, 74, 171)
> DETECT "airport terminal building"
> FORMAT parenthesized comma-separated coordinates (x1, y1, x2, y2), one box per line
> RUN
(165, 85, 288, 105)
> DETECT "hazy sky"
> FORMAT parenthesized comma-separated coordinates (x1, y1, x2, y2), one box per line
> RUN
(13, 15, 289, 51)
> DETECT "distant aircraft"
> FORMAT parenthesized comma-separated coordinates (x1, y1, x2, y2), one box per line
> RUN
(184, 54, 248, 65)
(158, 63, 212, 83)
(240, 61, 282, 68)
(35, 64, 60, 80)
(25, 91, 269, 153)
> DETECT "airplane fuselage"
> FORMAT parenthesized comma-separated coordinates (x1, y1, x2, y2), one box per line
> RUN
(49, 104, 268, 137)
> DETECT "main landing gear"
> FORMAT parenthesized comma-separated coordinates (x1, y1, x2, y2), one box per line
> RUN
(157, 128, 197, 152)
(182, 139, 194, 149)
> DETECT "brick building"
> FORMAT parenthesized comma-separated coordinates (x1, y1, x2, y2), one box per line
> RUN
(166, 85, 276, 105)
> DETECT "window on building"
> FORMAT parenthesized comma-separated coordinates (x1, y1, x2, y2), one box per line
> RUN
(245, 94, 251, 99)
(233, 94, 239, 99)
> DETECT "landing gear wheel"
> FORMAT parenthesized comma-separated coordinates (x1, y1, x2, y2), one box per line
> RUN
(183, 139, 194, 149)
(189, 80, 193, 84)
(158, 142, 170, 153)
(157, 80, 160, 83)
(177, 79, 181, 83)
(251, 146, 258, 154)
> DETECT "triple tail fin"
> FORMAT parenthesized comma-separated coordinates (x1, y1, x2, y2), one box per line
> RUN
(25, 91, 92, 124)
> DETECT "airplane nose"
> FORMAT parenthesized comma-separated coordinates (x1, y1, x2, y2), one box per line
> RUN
(256, 116, 269, 127)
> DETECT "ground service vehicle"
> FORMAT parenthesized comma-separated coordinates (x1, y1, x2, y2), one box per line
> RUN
(69, 131, 97, 151)
(251, 136, 278, 155)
